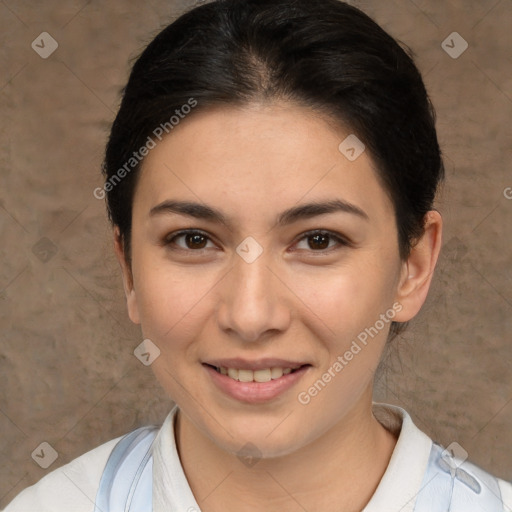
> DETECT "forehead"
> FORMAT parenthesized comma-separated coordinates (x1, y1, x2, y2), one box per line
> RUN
(134, 101, 395, 226)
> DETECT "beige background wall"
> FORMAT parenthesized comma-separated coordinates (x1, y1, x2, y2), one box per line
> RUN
(1, 0, 511, 507)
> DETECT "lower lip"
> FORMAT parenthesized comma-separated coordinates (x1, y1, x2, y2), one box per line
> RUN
(203, 364, 310, 404)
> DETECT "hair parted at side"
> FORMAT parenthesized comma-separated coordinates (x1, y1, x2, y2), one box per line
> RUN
(102, 0, 444, 338)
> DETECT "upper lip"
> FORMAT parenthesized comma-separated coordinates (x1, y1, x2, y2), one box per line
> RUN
(203, 358, 309, 371)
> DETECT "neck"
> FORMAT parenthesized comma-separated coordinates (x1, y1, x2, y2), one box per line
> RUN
(175, 387, 398, 512)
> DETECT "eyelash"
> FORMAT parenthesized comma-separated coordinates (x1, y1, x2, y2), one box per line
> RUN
(163, 229, 351, 254)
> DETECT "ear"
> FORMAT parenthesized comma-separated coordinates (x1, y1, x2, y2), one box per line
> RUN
(393, 210, 443, 322)
(113, 226, 141, 325)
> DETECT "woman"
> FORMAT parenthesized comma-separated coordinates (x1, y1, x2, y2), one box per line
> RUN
(4, 0, 511, 511)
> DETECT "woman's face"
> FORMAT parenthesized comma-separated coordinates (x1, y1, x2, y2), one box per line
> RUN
(119, 101, 416, 457)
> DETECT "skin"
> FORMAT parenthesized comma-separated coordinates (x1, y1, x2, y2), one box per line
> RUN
(114, 101, 442, 512)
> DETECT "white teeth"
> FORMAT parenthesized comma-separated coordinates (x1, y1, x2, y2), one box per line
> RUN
(271, 367, 284, 379)
(253, 369, 272, 382)
(216, 366, 299, 382)
(238, 369, 253, 382)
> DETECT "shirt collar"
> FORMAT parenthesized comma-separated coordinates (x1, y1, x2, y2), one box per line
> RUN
(363, 402, 432, 512)
(152, 402, 432, 512)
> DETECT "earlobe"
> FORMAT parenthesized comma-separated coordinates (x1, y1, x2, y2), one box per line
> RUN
(113, 227, 141, 325)
(393, 210, 443, 323)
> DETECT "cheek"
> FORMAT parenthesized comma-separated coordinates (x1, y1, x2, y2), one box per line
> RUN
(293, 260, 397, 341)
(132, 264, 216, 400)
(292, 269, 394, 422)
(131, 256, 215, 346)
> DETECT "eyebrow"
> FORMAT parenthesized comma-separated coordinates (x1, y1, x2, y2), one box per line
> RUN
(149, 198, 369, 228)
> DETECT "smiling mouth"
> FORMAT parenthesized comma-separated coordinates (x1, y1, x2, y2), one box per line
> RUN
(204, 364, 309, 383)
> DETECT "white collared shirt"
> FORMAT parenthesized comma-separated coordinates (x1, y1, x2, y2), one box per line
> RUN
(4, 402, 512, 511)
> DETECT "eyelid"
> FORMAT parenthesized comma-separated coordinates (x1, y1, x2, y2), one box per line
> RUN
(164, 228, 352, 253)
(290, 229, 353, 252)
(163, 229, 218, 251)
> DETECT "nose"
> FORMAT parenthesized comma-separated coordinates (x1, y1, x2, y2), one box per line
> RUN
(216, 248, 292, 343)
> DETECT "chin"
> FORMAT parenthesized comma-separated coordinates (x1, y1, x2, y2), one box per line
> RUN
(205, 416, 310, 460)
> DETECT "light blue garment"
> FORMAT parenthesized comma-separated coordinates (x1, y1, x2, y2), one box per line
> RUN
(94, 426, 505, 512)
(414, 441, 504, 511)
(93, 426, 158, 512)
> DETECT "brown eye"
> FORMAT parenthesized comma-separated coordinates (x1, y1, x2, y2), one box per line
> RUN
(184, 233, 208, 249)
(294, 230, 350, 252)
(165, 230, 215, 251)
(308, 233, 330, 250)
